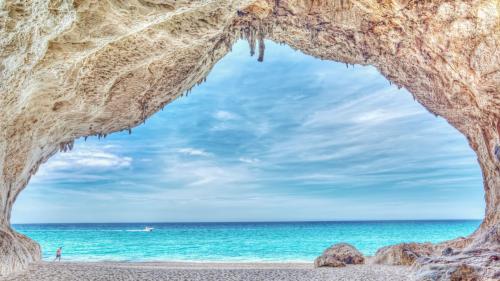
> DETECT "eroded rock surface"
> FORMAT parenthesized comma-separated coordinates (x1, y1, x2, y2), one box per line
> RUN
(0, 0, 499, 279)
(413, 226, 500, 280)
(374, 242, 435, 266)
(0, 228, 41, 276)
(315, 243, 365, 267)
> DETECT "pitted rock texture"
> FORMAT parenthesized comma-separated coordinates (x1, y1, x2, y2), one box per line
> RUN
(0, 228, 41, 276)
(374, 242, 435, 266)
(0, 0, 499, 279)
(314, 243, 365, 267)
(413, 226, 500, 280)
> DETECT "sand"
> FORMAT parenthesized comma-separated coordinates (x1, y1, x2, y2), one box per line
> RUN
(1, 261, 411, 281)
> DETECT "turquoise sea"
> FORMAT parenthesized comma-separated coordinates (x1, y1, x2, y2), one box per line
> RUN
(14, 220, 480, 262)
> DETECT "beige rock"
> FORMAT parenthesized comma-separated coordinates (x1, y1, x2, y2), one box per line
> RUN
(0, 0, 499, 279)
(449, 264, 481, 281)
(0, 228, 41, 276)
(315, 256, 347, 268)
(374, 243, 435, 266)
(314, 243, 364, 267)
(410, 236, 500, 280)
(414, 263, 487, 281)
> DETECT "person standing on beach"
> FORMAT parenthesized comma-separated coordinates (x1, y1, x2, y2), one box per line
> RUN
(54, 247, 62, 262)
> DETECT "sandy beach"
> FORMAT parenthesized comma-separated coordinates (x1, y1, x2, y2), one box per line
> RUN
(1, 261, 410, 281)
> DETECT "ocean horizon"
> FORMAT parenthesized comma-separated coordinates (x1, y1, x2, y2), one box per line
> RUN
(14, 220, 481, 263)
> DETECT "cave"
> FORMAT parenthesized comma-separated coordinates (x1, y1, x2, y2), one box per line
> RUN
(0, 0, 498, 279)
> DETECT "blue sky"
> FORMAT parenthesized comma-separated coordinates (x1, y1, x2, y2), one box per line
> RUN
(12, 40, 485, 223)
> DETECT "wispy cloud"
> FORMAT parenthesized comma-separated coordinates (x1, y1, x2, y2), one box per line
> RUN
(45, 152, 131, 170)
(303, 88, 422, 128)
(163, 159, 252, 187)
(213, 110, 239, 121)
(31, 144, 132, 185)
(239, 157, 260, 164)
(178, 148, 211, 157)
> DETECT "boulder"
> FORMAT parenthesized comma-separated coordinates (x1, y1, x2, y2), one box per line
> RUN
(374, 242, 435, 266)
(314, 243, 365, 268)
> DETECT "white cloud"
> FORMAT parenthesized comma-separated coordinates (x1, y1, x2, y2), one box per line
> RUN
(239, 157, 260, 164)
(31, 144, 133, 184)
(178, 148, 211, 157)
(41, 149, 132, 171)
(353, 109, 420, 124)
(162, 158, 253, 189)
(303, 88, 422, 128)
(213, 110, 239, 121)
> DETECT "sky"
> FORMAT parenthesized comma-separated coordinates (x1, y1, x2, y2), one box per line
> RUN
(12, 40, 485, 223)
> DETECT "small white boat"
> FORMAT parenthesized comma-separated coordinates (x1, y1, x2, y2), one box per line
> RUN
(143, 226, 154, 232)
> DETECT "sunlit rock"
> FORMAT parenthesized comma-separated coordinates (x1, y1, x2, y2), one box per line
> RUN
(314, 243, 365, 267)
(374, 242, 435, 266)
(0, 228, 41, 276)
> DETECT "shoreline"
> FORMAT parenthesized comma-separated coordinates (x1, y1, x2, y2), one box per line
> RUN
(48, 260, 316, 269)
(1, 260, 411, 281)
(38, 258, 317, 264)
(35, 255, 378, 265)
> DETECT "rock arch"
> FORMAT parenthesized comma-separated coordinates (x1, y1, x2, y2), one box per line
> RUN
(0, 0, 498, 279)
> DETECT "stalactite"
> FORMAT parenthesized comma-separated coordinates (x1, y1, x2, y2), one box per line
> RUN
(258, 38, 265, 62)
(59, 140, 74, 152)
(224, 36, 232, 52)
(248, 28, 256, 56)
(257, 29, 265, 62)
(138, 99, 147, 122)
(196, 76, 207, 86)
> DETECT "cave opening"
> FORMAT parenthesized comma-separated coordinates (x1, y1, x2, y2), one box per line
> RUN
(10, 40, 484, 262)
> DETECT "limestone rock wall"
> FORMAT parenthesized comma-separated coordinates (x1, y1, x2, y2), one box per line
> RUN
(0, 0, 499, 278)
